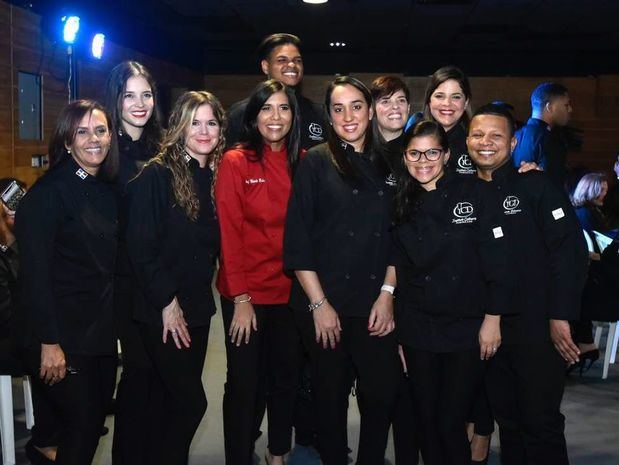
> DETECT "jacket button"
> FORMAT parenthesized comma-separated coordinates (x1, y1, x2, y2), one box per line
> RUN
(370, 274, 376, 280)
(373, 232, 381, 237)
(424, 275, 431, 282)
(345, 273, 350, 280)
(378, 190, 384, 196)
(443, 231, 449, 237)
(348, 231, 354, 237)
(99, 233, 104, 239)
(193, 255, 198, 260)
(417, 236, 423, 242)
(352, 189, 358, 195)
(451, 275, 458, 281)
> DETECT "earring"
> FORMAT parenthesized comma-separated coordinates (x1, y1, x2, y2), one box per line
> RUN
(67, 148, 71, 154)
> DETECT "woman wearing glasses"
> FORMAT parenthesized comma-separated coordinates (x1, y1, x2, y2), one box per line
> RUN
(391, 120, 511, 465)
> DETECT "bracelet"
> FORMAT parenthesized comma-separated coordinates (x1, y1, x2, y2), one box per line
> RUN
(380, 284, 395, 295)
(234, 295, 252, 304)
(308, 296, 327, 312)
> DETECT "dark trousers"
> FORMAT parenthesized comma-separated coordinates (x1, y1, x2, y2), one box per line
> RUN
(470, 383, 495, 436)
(392, 372, 420, 465)
(486, 342, 569, 465)
(402, 346, 485, 465)
(222, 299, 300, 464)
(139, 322, 210, 465)
(112, 278, 163, 465)
(25, 350, 116, 465)
(295, 312, 400, 465)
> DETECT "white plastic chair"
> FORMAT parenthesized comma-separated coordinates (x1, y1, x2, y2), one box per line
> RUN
(0, 376, 35, 465)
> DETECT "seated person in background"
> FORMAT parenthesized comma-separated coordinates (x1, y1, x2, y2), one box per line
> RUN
(572, 172, 609, 236)
(0, 177, 23, 375)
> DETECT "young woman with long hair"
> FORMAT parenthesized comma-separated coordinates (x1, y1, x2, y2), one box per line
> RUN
(125, 91, 226, 465)
(215, 79, 301, 465)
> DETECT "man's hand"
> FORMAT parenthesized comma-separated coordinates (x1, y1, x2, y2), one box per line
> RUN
(550, 319, 580, 364)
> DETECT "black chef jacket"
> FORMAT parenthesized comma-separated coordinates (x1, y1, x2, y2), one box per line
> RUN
(446, 123, 476, 177)
(284, 142, 395, 317)
(226, 92, 326, 150)
(125, 158, 219, 328)
(115, 133, 156, 278)
(485, 161, 588, 344)
(15, 158, 118, 355)
(391, 174, 513, 353)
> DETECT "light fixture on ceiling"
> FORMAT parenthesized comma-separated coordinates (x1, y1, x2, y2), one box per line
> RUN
(329, 42, 347, 47)
(303, 0, 328, 4)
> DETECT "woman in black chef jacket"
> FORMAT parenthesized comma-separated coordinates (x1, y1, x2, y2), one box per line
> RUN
(422, 66, 477, 177)
(15, 100, 119, 465)
(104, 60, 163, 465)
(391, 120, 511, 465)
(125, 91, 225, 465)
(284, 76, 400, 465)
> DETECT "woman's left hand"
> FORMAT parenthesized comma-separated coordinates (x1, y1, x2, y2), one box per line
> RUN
(479, 314, 501, 360)
(162, 297, 191, 349)
(368, 291, 395, 337)
(517, 161, 542, 173)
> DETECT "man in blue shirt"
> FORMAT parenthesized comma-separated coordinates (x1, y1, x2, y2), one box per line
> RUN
(512, 82, 573, 189)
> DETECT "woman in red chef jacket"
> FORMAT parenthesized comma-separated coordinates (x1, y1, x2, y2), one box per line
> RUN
(215, 79, 302, 465)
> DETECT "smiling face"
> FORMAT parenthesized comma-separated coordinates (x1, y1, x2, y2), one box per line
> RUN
(261, 43, 304, 88)
(467, 114, 517, 178)
(428, 79, 469, 132)
(257, 90, 292, 150)
(375, 90, 410, 140)
(329, 84, 373, 152)
(120, 75, 154, 140)
(404, 135, 449, 191)
(184, 103, 221, 165)
(66, 109, 111, 176)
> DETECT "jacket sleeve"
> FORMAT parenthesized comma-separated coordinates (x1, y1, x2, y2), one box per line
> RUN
(514, 127, 546, 169)
(476, 183, 517, 316)
(125, 165, 178, 310)
(14, 182, 63, 344)
(534, 176, 588, 320)
(214, 151, 249, 297)
(284, 151, 320, 272)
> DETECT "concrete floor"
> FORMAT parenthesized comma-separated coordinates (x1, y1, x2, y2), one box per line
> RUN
(6, 311, 619, 464)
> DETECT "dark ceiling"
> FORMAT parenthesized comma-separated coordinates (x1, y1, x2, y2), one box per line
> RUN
(21, 0, 619, 76)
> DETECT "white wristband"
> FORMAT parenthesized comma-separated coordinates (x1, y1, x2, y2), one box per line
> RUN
(380, 284, 395, 295)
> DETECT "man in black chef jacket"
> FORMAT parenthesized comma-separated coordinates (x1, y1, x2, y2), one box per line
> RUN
(225, 33, 326, 150)
(466, 103, 588, 465)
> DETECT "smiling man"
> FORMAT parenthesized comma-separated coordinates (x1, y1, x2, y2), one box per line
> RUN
(467, 103, 588, 465)
(226, 33, 326, 150)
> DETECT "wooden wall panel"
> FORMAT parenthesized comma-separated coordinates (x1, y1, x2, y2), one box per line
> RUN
(0, 0, 204, 187)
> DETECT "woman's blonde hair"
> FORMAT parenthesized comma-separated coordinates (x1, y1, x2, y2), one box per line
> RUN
(149, 91, 227, 221)
(572, 172, 606, 207)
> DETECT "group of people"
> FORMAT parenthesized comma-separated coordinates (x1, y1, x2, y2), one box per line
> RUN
(3, 31, 603, 465)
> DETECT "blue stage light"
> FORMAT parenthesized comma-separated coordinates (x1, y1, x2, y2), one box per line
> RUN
(91, 33, 105, 59)
(62, 15, 80, 44)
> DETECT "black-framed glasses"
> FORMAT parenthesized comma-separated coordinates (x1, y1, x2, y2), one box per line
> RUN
(404, 148, 444, 162)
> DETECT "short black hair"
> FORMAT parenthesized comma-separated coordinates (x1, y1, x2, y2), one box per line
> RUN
(256, 33, 302, 61)
(530, 82, 568, 112)
(471, 103, 517, 137)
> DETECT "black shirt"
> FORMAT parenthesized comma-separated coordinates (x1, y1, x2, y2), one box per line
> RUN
(0, 243, 18, 339)
(226, 93, 326, 150)
(391, 174, 513, 352)
(284, 142, 395, 317)
(445, 123, 476, 177)
(15, 158, 118, 355)
(485, 162, 588, 344)
(513, 118, 568, 189)
(125, 158, 219, 327)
